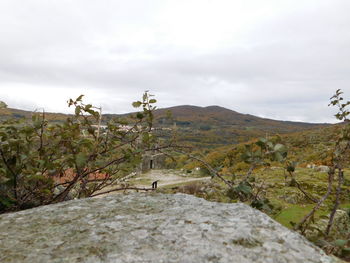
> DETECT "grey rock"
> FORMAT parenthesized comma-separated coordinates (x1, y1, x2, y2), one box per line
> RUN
(280, 189, 312, 205)
(315, 166, 330, 173)
(307, 164, 316, 169)
(0, 193, 340, 263)
(53, 184, 79, 201)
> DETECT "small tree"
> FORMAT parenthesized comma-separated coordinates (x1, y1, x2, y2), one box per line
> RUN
(180, 136, 288, 212)
(0, 92, 158, 212)
(294, 89, 350, 235)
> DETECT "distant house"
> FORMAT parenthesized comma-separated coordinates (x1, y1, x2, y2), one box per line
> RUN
(90, 124, 167, 173)
(140, 152, 166, 173)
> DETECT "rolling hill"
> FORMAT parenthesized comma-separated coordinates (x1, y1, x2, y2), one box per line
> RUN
(1, 105, 330, 148)
(107, 105, 329, 148)
(0, 107, 69, 123)
(152, 105, 325, 131)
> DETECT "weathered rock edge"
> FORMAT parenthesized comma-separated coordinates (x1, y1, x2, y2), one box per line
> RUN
(0, 193, 341, 263)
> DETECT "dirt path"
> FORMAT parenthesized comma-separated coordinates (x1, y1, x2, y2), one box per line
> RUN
(94, 169, 211, 197)
(133, 169, 211, 188)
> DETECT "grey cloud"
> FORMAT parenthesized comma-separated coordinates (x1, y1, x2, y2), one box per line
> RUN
(0, 0, 349, 123)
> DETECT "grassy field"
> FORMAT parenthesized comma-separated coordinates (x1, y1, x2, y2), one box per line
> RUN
(159, 167, 350, 229)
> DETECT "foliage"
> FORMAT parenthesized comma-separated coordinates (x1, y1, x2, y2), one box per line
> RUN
(316, 238, 350, 259)
(225, 138, 288, 213)
(1, 102, 329, 148)
(290, 90, 350, 238)
(0, 92, 157, 213)
(0, 101, 7, 109)
(179, 136, 289, 216)
(187, 89, 350, 260)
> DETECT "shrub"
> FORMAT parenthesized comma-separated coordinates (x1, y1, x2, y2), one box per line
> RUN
(0, 93, 157, 213)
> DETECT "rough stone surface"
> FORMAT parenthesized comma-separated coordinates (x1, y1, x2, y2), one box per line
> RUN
(0, 193, 341, 263)
(280, 189, 306, 204)
(315, 166, 330, 173)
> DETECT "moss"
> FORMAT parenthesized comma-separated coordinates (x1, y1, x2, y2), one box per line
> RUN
(232, 238, 263, 248)
(273, 204, 328, 228)
(130, 178, 153, 186)
(340, 203, 350, 210)
(147, 167, 350, 235)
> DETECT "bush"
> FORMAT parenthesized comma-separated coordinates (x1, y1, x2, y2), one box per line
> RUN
(0, 93, 157, 213)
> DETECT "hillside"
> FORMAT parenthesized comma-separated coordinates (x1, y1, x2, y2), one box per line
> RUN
(0, 107, 69, 123)
(153, 105, 325, 131)
(150, 105, 329, 148)
(186, 124, 343, 173)
(279, 124, 344, 165)
(1, 105, 330, 148)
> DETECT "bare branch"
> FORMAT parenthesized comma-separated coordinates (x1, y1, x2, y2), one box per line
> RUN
(175, 149, 233, 188)
(325, 168, 344, 235)
(91, 186, 155, 197)
(295, 168, 335, 233)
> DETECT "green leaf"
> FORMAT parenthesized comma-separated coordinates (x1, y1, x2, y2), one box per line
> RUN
(142, 132, 150, 143)
(274, 143, 287, 152)
(0, 101, 7, 109)
(241, 152, 252, 162)
(87, 127, 95, 135)
(333, 239, 347, 247)
(266, 141, 273, 149)
(259, 137, 267, 143)
(67, 99, 74, 106)
(0, 196, 14, 208)
(75, 106, 81, 115)
(136, 112, 144, 119)
(236, 182, 252, 195)
(273, 152, 284, 162)
(341, 247, 350, 257)
(85, 104, 92, 110)
(255, 140, 265, 148)
(76, 95, 84, 101)
(75, 152, 87, 168)
(149, 99, 157, 104)
(253, 149, 262, 158)
(132, 101, 142, 108)
(286, 165, 295, 172)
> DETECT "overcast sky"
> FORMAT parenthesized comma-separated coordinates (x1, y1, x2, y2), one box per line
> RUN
(0, 0, 349, 123)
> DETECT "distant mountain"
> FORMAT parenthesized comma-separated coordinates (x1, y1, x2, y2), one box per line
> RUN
(147, 105, 329, 148)
(152, 105, 325, 132)
(1, 105, 330, 148)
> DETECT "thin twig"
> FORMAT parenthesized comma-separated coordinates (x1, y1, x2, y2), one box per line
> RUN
(326, 168, 344, 235)
(296, 168, 335, 233)
(91, 187, 155, 197)
(175, 150, 233, 188)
